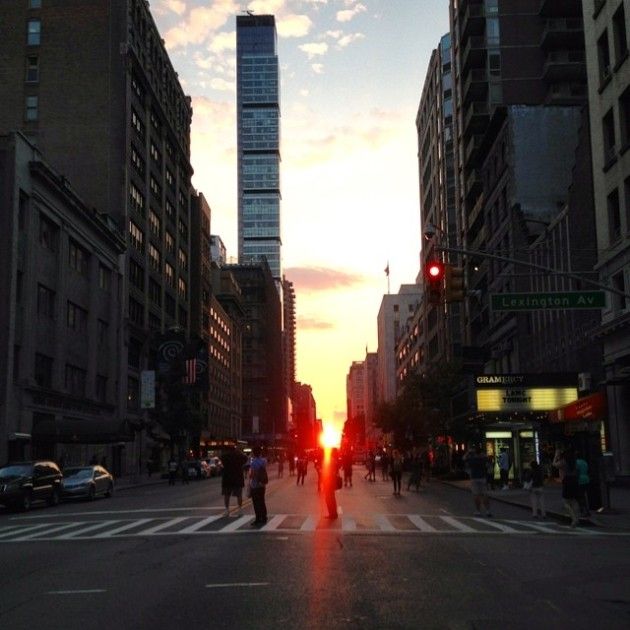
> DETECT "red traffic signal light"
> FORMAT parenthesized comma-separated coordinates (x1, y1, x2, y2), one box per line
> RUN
(424, 260, 444, 304)
(425, 260, 445, 281)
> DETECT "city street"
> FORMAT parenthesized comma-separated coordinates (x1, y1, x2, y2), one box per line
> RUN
(1, 466, 629, 629)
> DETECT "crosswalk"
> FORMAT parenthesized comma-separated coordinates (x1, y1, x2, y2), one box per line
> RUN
(0, 513, 614, 542)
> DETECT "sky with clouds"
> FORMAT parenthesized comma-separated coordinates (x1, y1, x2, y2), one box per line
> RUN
(151, 0, 450, 427)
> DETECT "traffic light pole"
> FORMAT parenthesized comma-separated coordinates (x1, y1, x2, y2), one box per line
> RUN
(434, 244, 630, 300)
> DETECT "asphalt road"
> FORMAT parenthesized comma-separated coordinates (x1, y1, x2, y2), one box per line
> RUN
(1, 467, 629, 630)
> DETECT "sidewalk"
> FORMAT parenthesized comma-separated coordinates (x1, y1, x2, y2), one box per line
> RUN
(114, 472, 168, 490)
(439, 477, 630, 531)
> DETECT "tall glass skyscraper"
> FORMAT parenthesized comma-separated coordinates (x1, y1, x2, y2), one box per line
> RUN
(236, 14, 281, 281)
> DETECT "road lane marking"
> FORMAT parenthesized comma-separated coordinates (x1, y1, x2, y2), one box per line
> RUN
(135, 517, 189, 535)
(13, 507, 223, 519)
(407, 515, 437, 532)
(92, 518, 154, 538)
(440, 516, 477, 532)
(178, 515, 223, 534)
(506, 519, 560, 534)
(57, 521, 121, 539)
(205, 583, 269, 589)
(0, 523, 52, 538)
(47, 589, 106, 595)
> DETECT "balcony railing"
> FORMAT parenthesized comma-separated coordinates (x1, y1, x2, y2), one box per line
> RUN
(461, 35, 486, 71)
(465, 134, 483, 164)
(463, 100, 490, 132)
(541, 17, 584, 49)
(462, 67, 488, 103)
(461, 2, 485, 38)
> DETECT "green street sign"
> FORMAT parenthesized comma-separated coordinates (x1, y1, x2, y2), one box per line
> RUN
(491, 291, 606, 311)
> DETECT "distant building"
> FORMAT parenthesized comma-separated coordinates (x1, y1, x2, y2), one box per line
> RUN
(227, 261, 285, 441)
(236, 14, 282, 281)
(282, 277, 296, 405)
(362, 352, 379, 448)
(345, 362, 366, 447)
(584, 0, 630, 477)
(293, 382, 317, 451)
(0, 133, 127, 467)
(210, 235, 227, 266)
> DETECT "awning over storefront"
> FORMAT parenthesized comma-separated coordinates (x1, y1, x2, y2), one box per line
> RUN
(548, 391, 607, 423)
(32, 417, 134, 444)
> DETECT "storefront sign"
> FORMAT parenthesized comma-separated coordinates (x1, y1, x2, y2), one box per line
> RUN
(476, 387, 577, 412)
(549, 391, 607, 423)
(140, 370, 156, 409)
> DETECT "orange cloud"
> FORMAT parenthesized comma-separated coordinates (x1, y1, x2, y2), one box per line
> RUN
(297, 317, 335, 330)
(285, 266, 367, 290)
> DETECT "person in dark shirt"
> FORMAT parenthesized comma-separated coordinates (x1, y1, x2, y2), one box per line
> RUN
(221, 448, 248, 517)
(464, 446, 492, 517)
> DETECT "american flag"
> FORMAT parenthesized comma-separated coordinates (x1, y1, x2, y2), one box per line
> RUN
(182, 358, 196, 385)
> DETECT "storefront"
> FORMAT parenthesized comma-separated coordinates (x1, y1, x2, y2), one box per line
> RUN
(474, 373, 578, 484)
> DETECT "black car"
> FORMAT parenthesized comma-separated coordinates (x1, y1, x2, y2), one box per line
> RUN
(0, 461, 63, 511)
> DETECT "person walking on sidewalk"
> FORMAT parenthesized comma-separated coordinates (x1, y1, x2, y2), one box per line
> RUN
(498, 448, 510, 489)
(576, 451, 590, 517)
(296, 453, 308, 486)
(526, 460, 546, 519)
(248, 446, 268, 525)
(391, 449, 404, 495)
(464, 446, 492, 517)
(558, 448, 580, 527)
(221, 447, 248, 517)
(168, 457, 178, 486)
(323, 449, 341, 519)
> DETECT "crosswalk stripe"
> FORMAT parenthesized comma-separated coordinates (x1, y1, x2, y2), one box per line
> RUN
(57, 521, 121, 539)
(470, 518, 521, 533)
(374, 514, 396, 532)
(14, 522, 79, 540)
(220, 515, 252, 532)
(178, 515, 223, 534)
(506, 519, 559, 534)
(407, 515, 437, 532)
(92, 518, 154, 538)
(135, 517, 189, 535)
(440, 516, 477, 532)
(0, 523, 50, 538)
(300, 515, 316, 531)
(260, 515, 285, 531)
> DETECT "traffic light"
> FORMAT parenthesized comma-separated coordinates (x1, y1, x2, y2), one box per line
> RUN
(424, 260, 444, 305)
(445, 264, 466, 302)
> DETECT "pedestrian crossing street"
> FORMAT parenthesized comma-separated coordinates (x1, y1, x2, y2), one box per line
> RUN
(0, 512, 615, 542)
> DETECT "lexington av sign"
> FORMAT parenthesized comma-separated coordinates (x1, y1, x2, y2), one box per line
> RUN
(475, 373, 578, 412)
(491, 291, 606, 311)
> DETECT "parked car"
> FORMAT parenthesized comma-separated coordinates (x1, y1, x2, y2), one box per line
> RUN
(0, 461, 63, 511)
(205, 456, 223, 477)
(61, 465, 114, 500)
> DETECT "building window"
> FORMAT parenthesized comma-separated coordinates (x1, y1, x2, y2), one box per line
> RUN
(150, 109, 161, 133)
(129, 183, 145, 215)
(178, 218, 188, 241)
(178, 189, 187, 210)
(165, 230, 175, 255)
(129, 259, 145, 291)
(131, 108, 145, 139)
(613, 3, 629, 66)
(612, 270, 628, 311)
(65, 364, 86, 397)
(165, 199, 175, 223)
(39, 212, 58, 251)
(598, 30, 611, 85)
(69, 240, 89, 275)
(149, 279, 161, 306)
(603, 108, 617, 166)
(178, 277, 187, 299)
(96, 375, 107, 403)
(131, 73, 144, 102)
(150, 175, 161, 199)
(149, 209, 161, 237)
(165, 262, 175, 287)
(25, 55, 39, 82)
(166, 168, 175, 190)
(127, 377, 139, 410)
(129, 297, 144, 326)
(608, 189, 621, 243)
(150, 141, 161, 166)
(37, 283, 55, 318)
(99, 264, 111, 291)
(149, 243, 160, 271)
(67, 301, 88, 332)
(129, 219, 144, 253)
(25, 95, 38, 121)
(178, 248, 188, 271)
(27, 19, 41, 46)
(619, 86, 630, 149)
(34, 353, 53, 389)
(130, 145, 145, 176)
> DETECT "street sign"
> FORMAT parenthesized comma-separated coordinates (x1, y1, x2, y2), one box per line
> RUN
(491, 291, 606, 311)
